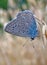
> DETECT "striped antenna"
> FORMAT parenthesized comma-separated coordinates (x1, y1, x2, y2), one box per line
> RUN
(34, 15, 47, 46)
(33, 15, 46, 25)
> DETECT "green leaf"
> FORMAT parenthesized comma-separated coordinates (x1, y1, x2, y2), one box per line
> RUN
(0, 23, 3, 34)
(0, 0, 8, 10)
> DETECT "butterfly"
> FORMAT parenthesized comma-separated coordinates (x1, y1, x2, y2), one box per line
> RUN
(4, 10, 39, 40)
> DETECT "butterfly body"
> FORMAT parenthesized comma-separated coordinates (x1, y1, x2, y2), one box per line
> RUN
(4, 10, 38, 39)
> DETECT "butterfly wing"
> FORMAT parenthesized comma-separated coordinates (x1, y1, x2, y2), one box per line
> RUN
(28, 16, 38, 38)
(4, 18, 19, 35)
(4, 17, 31, 37)
(4, 10, 38, 38)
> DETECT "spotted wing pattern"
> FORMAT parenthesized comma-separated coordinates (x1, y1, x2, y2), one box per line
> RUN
(4, 10, 38, 38)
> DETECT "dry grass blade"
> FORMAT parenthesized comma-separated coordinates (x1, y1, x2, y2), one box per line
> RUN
(0, 47, 11, 65)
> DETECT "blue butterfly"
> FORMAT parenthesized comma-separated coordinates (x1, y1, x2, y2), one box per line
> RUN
(4, 10, 38, 40)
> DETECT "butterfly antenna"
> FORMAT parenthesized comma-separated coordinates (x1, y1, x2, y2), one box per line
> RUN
(34, 15, 47, 47)
(33, 15, 46, 25)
